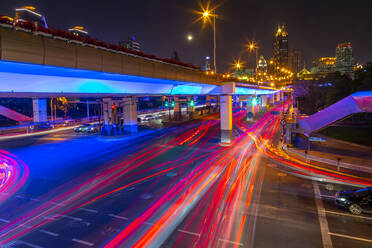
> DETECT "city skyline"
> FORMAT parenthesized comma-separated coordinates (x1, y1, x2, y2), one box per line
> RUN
(1, 0, 371, 71)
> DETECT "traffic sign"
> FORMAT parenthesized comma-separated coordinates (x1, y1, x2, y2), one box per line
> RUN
(309, 137, 326, 142)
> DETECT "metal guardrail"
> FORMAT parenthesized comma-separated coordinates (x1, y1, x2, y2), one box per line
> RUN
(281, 144, 372, 174)
(0, 116, 101, 135)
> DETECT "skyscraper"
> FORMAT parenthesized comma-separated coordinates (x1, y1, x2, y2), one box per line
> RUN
(274, 25, 288, 69)
(289, 49, 302, 74)
(335, 42, 355, 75)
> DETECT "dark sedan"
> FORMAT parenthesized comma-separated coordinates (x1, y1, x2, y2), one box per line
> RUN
(335, 188, 372, 215)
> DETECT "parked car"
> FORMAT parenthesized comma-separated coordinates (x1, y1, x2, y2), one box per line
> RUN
(86, 123, 99, 133)
(335, 187, 372, 215)
(38, 123, 53, 130)
(74, 124, 91, 133)
(142, 115, 154, 122)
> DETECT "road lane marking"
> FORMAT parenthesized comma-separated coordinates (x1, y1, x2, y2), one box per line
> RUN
(18, 223, 32, 228)
(60, 215, 82, 221)
(108, 214, 128, 220)
(219, 238, 244, 246)
(324, 210, 372, 221)
(313, 181, 333, 248)
(0, 218, 10, 223)
(329, 232, 372, 243)
(320, 194, 334, 199)
(144, 221, 155, 226)
(80, 207, 98, 213)
(14, 240, 44, 248)
(72, 238, 94, 246)
(39, 229, 59, 237)
(178, 229, 201, 237)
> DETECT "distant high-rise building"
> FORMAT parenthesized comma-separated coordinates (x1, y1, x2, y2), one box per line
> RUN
(204, 56, 212, 71)
(14, 6, 47, 27)
(313, 57, 335, 74)
(68, 26, 89, 38)
(274, 25, 288, 69)
(335, 42, 355, 75)
(289, 49, 302, 74)
(119, 36, 141, 52)
(257, 55, 268, 73)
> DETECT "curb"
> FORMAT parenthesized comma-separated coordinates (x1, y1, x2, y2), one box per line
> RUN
(281, 144, 372, 174)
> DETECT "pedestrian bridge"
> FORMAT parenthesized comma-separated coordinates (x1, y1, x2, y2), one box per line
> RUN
(299, 91, 372, 135)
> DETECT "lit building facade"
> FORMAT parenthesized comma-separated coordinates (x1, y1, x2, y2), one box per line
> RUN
(274, 25, 289, 69)
(119, 36, 141, 52)
(257, 55, 268, 73)
(14, 6, 47, 27)
(335, 42, 355, 75)
(313, 57, 335, 74)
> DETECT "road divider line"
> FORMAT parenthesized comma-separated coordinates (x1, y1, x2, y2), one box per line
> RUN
(108, 214, 128, 220)
(178, 229, 201, 237)
(313, 181, 333, 248)
(320, 194, 334, 199)
(39, 229, 59, 237)
(15, 240, 44, 248)
(219, 238, 244, 246)
(329, 232, 372, 243)
(0, 218, 10, 223)
(80, 207, 98, 213)
(72, 238, 94, 246)
(324, 210, 372, 221)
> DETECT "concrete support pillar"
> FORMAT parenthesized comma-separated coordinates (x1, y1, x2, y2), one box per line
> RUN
(220, 82, 235, 144)
(103, 98, 113, 135)
(187, 96, 195, 120)
(123, 98, 138, 133)
(32, 98, 47, 123)
(174, 97, 182, 120)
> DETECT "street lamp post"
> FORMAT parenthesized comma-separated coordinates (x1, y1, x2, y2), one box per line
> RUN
(213, 13, 216, 73)
(202, 10, 217, 73)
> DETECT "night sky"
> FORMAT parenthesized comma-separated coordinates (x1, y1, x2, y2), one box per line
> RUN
(1, 0, 372, 71)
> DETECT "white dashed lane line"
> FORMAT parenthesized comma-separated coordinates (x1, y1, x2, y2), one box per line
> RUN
(108, 214, 129, 220)
(72, 238, 95, 246)
(324, 210, 372, 221)
(80, 207, 98, 213)
(39, 229, 59, 237)
(178, 229, 200, 237)
(329, 232, 372, 243)
(0, 218, 10, 223)
(219, 238, 244, 247)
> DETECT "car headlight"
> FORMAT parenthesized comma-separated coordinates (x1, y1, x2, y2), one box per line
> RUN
(339, 198, 347, 201)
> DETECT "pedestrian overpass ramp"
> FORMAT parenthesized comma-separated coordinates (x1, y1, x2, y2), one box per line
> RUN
(298, 91, 372, 135)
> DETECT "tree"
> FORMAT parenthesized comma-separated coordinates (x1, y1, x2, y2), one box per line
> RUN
(56, 97, 69, 118)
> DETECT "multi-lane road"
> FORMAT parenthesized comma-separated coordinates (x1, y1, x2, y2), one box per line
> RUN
(0, 106, 371, 248)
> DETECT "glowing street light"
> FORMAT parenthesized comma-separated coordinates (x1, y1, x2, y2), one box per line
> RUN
(194, 4, 218, 73)
(187, 34, 193, 41)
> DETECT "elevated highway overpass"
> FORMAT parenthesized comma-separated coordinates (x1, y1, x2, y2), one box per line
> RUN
(0, 25, 281, 141)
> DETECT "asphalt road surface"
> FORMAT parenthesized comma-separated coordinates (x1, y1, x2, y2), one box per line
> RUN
(0, 109, 371, 248)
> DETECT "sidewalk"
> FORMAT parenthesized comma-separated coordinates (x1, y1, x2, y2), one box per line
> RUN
(283, 135, 372, 173)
